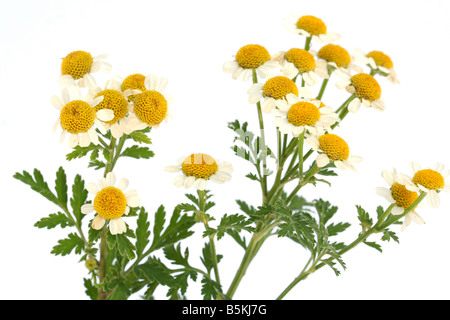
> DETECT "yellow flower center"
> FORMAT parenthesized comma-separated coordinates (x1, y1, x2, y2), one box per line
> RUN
(94, 89, 128, 124)
(390, 182, 418, 209)
(412, 169, 445, 190)
(350, 73, 381, 101)
(121, 74, 146, 102)
(366, 51, 394, 69)
(61, 51, 93, 80)
(133, 90, 168, 126)
(235, 44, 271, 69)
(94, 186, 127, 220)
(60, 100, 96, 134)
(287, 101, 321, 127)
(318, 134, 349, 161)
(296, 15, 327, 35)
(262, 76, 299, 100)
(181, 153, 218, 180)
(317, 44, 351, 68)
(285, 48, 316, 73)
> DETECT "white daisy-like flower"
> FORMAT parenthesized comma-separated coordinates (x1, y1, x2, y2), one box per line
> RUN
(397, 161, 450, 208)
(306, 133, 362, 171)
(81, 172, 140, 235)
(165, 153, 233, 191)
(247, 75, 312, 113)
(131, 74, 173, 129)
(223, 44, 279, 81)
(376, 169, 425, 231)
(272, 49, 327, 85)
(354, 49, 399, 84)
(335, 72, 386, 113)
(51, 86, 114, 148)
(272, 95, 339, 137)
(284, 14, 340, 44)
(58, 50, 111, 88)
(312, 44, 363, 79)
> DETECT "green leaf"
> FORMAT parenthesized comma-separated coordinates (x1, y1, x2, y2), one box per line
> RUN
(201, 277, 222, 300)
(136, 207, 151, 257)
(120, 145, 154, 159)
(163, 244, 190, 268)
(34, 212, 74, 229)
(364, 240, 383, 253)
(66, 144, 101, 161)
(108, 280, 131, 300)
(381, 229, 400, 243)
(356, 205, 373, 230)
(150, 206, 196, 252)
(70, 175, 88, 223)
(204, 214, 254, 240)
(88, 160, 106, 170)
(135, 257, 176, 287)
(107, 231, 136, 261)
(51, 233, 85, 256)
(127, 129, 152, 144)
(84, 278, 98, 300)
(55, 167, 68, 209)
(13, 169, 59, 207)
(327, 222, 351, 237)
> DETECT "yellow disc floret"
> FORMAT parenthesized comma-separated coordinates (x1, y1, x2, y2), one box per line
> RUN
(318, 44, 351, 68)
(262, 76, 299, 100)
(181, 153, 218, 180)
(94, 186, 127, 220)
(318, 134, 349, 161)
(235, 44, 271, 69)
(60, 100, 96, 134)
(133, 90, 168, 126)
(285, 48, 316, 73)
(412, 169, 445, 190)
(61, 51, 94, 80)
(366, 51, 394, 69)
(296, 15, 327, 35)
(287, 101, 321, 127)
(94, 89, 128, 124)
(350, 73, 382, 101)
(391, 183, 418, 209)
(121, 74, 146, 102)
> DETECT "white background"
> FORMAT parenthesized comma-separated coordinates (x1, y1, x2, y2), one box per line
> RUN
(1, 0, 450, 300)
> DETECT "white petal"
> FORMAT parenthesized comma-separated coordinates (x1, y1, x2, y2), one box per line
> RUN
(173, 175, 186, 188)
(105, 172, 116, 187)
(184, 176, 195, 188)
(376, 187, 396, 203)
(51, 95, 64, 110)
(118, 178, 129, 191)
(79, 132, 91, 147)
(126, 195, 140, 207)
(81, 203, 94, 214)
(316, 153, 330, 167)
(427, 190, 440, 208)
(381, 170, 395, 186)
(165, 165, 181, 172)
(391, 206, 404, 215)
(410, 211, 425, 225)
(194, 178, 207, 190)
(348, 98, 361, 114)
(86, 182, 99, 195)
(110, 218, 126, 235)
(92, 215, 106, 230)
(96, 109, 115, 122)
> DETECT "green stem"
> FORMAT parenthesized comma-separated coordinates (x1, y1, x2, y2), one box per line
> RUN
(197, 190, 221, 286)
(276, 193, 427, 299)
(297, 131, 305, 183)
(316, 78, 329, 100)
(304, 36, 312, 51)
(252, 70, 268, 202)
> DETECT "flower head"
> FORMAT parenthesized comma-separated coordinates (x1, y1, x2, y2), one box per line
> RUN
(307, 133, 362, 171)
(223, 44, 279, 81)
(247, 75, 312, 113)
(58, 51, 111, 88)
(272, 95, 339, 137)
(132, 74, 173, 128)
(397, 162, 450, 208)
(165, 153, 233, 190)
(272, 48, 327, 85)
(81, 172, 140, 235)
(286, 15, 340, 44)
(314, 44, 363, 78)
(121, 73, 147, 101)
(51, 87, 114, 148)
(336, 72, 385, 113)
(376, 169, 424, 231)
(354, 49, 399, 84)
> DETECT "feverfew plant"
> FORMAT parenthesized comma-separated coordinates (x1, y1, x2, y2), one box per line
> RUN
(14, 13, 449, 300)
